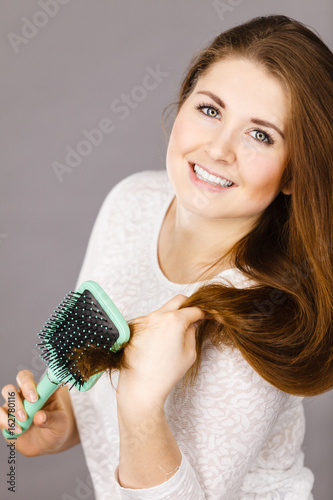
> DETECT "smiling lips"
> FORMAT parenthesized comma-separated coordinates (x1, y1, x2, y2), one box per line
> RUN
(190, 163, 234, 188)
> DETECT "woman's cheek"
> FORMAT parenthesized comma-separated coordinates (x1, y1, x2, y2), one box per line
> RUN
(171, 110, 203, 150)
(166, 122, 195, 181)
(238, 137, 263, 164)
(247, 158, 287, 199)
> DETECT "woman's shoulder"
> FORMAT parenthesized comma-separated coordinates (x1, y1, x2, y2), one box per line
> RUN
(93, 169, 173, 233)
(104, 169, 172, 203)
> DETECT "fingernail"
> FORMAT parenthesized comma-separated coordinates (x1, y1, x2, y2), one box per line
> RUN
(14, 425, 22, 434)
(41, 412, 46, 424)
(28, 390, 38, 402)
(17, 410, 27, 422)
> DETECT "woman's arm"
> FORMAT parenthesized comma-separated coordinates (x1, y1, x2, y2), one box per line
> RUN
(116, 394, 181, 488)
(116, 294, 204, 489)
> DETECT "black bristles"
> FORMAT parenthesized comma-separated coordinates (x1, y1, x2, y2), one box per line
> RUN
(38, 290, 120, 389)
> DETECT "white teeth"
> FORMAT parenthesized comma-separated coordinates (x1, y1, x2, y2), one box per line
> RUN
(193, 164, 233, 187)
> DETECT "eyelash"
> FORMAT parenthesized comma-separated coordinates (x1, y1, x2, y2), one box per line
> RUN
(195, 103, 275, 146)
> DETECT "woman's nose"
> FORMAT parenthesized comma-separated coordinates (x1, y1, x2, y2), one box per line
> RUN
(204, 127, 236, 165)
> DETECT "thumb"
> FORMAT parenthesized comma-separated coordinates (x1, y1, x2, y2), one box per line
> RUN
(181, 307, 205, 349)
(33, 409, 66, 433)
(179, 306, 206, 328)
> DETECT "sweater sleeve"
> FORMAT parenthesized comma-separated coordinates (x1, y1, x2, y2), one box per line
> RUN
(115, 451, 206, 500)
(113, 341, 313, 499)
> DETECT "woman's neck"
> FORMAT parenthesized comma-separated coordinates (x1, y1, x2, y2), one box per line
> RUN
(158, 197, 254, 284)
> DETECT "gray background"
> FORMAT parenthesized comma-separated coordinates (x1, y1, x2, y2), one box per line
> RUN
(1, 1, 332, 499)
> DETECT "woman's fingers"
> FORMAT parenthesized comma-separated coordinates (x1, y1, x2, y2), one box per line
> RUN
(155, 294, 205, 326)
(118, 298, 206, 405)
(33, 407, 66, 434)
(1, 375, 77, 456)
(177, 305, 206, 328)
(16, 370, 38, 403)
(1, 384, 26, 431)
(157, 294, 189, 311)
(1, 370, 39, 433)
(0, 404, 21, 434)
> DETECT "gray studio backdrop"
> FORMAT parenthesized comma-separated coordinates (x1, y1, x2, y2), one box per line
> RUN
(1, 1, 332, 499)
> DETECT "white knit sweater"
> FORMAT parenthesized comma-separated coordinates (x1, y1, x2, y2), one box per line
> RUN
(70, 170, 314, 500)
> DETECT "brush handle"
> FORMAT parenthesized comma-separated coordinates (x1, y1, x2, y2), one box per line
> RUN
(2, 371, 61, 439)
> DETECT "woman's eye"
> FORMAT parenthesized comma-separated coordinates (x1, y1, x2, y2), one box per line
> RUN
(196, 104, 220, 119)
(250, 129, 274, 145)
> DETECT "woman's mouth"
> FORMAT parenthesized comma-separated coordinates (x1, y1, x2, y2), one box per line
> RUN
(190, 163, 235, 189)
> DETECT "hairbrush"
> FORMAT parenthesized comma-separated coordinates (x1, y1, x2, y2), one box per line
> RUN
(2, 280, 130, 439)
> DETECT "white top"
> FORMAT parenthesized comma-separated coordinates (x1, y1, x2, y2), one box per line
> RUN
(70, 170, 314, 500)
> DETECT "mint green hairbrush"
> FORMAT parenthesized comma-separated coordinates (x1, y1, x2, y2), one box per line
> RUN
(2, 281, 130, 439)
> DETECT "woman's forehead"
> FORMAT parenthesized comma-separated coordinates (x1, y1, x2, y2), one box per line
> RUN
(191, 58, 289, 129)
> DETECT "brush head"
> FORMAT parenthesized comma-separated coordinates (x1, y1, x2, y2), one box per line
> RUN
(38, 281, 130, 390)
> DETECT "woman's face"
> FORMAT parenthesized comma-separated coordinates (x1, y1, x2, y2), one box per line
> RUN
(166, 57, 290, 225)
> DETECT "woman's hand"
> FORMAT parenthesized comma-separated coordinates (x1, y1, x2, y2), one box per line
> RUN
(117, 294, 205, 408)
(116, 295, 205, 488)
(0, 370, 79, 456)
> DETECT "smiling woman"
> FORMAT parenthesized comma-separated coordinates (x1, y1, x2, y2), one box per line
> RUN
(1, 13, 333, 500)
(170, 15, 333, 398)
(71, 15, 332, 498)
(166, 58, 290, 224)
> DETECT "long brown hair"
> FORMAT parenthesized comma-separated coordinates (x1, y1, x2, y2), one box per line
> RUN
(77, 16, 333, 397)
(177, 15, 333, 396)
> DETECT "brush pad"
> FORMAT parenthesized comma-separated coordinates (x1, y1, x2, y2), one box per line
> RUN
(38, 286, 127, 389)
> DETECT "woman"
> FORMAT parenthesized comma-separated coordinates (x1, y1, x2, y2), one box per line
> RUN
(1, 14, 333, 499)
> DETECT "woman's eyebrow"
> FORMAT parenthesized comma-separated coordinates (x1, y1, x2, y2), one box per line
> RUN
(196, 90, 226, 109)
(195, 90, 285, 140)
(251, 118, 285, 140)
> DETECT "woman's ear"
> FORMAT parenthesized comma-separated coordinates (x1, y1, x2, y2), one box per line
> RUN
(281, 164, 292, 195)
(281, 184, 292, 195)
